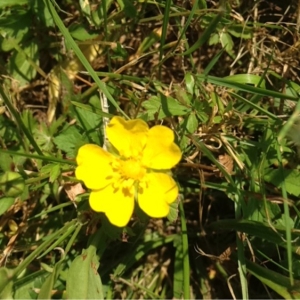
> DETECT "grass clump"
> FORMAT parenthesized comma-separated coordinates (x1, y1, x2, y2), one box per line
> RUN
(1, 0, 300, 299)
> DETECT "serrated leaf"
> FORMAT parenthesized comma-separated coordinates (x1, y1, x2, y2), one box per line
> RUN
(74, 95, 103, 144)
(0, 10, 31, 52)
(53, 126, 87, 158)
(264, 168, 300, 197)
(167, 198, 179, 223)
(49, 164, 61, 183)
(8, 41, 39, 86)
(142, 95, 189, 120)
(66, 245, 104, 299)
(219, 32, 233, 53)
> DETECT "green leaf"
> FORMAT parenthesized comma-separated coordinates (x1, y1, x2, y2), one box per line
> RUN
(38, 261, 64, 299)
(0, 267, 14, 295)
(74, 95, 103, 145)
(142, 95, 189, 120)
(66, 246, 104, 299)
(32, 0, 54, 27)
(245, 259, 300, 299)
(49, 164, 61, 183)
(0, 10, 31, 52)
(184, 73, 195, 95)
(227, 24, 252, 39)
(53, 126, 87, 158)
(0, 197, 15, 216)
(14, 270, 48, 299)
(173, 235, 183, 298)
(183, 12, 223, 55)
(264, 168, 300, 197)
(219, 31, 234, 56)
(7, 41, 39, 86)
(69, 24, 99, 41)
(0, 152, 13, 171)
(0, 0, 30, 8)
(167, 198, 179, 223)
(0, 171, 25, 197)
(208, 219, 300, 254)
(118, 0, 137, 18)
(186, 113, 198, 134)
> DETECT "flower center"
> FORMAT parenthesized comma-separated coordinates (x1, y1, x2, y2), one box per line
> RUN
(118, 158, 146, 181)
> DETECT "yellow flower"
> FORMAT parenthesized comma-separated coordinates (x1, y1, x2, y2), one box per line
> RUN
(75, 116, 182, 227)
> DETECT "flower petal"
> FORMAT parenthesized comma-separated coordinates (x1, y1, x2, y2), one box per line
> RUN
(138, 172, 178, 218)
(106, 116, 149, 158)
(75, 144, 115, 190)
(142, 125, 182, 169)
(89, 184, 134, 227)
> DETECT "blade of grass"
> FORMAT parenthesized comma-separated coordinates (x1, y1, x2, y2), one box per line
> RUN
(158, 0, 171, 78)
(234, 179, 249, 299)
(278, 97, 300, 142)
(12, 220, 77, 278)
(0, 86, 43, 156)
(276, 139, 294, 286)
(183, 9, 223, 55)
(231, 92, 279, 121)
(196, 74, 299, 101)
(45, 0, 128, 119)
(179, 199, 190, 299)
(0, 149, 76, 165)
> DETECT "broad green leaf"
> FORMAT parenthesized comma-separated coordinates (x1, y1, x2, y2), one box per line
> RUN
(118, 0, 137, 18)
(0, 10, 31, 52)
(219, 31, 234, 56)
(33, 0, 54, 27)
(0, 152, 13, 171)
(66, 246, 104, 299)
(227, 24, 252, 39)
(184, 73, 195, 95)
(8, 41, 39, 86)
(167, 198, 179, 223)
(74, 95, 103, 145)
(69, 24, 99, 41)
(0, 267, 14, 295)
(264, 168, 300, 197)
(53, 126, 87, 158)
(0, 197, 15, 216)
(49, 164, 61, 183)
(142, 95, 189, 120)
(79, 0, 91, 17)
(0, 171, 25, 197)
(186, 113, 198, 134)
